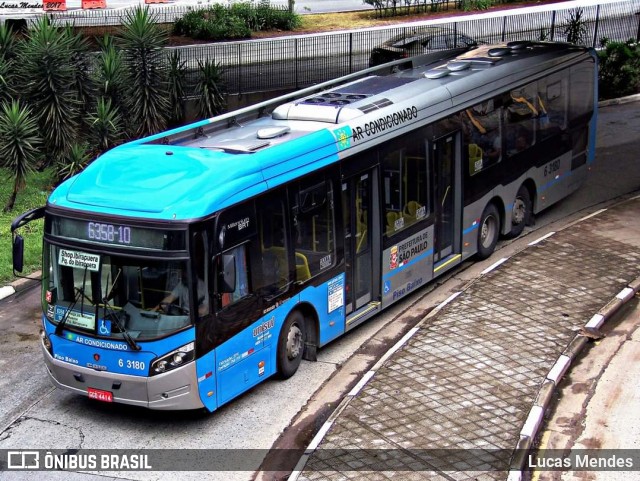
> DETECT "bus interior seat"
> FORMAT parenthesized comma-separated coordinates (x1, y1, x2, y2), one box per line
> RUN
(295, 252, 311, 281)
(263, 247, 310, 283)
(404, 201, 421, 221)
(468, 143, 483, 175)
(386, 211, 400, 235)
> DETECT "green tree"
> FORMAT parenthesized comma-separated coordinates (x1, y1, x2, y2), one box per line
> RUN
(0, 23, 18, 61)
(564, 8, 588, 45)
(95, 35, 128, 126)
(167, 50, 187, 127)
(15, 17, 80, 164)
(195, 59, 226, 120)
(0, 100, 42, 211)
(0, 24, 17, 104)
(87, 98, 124, 155)
(56, 142, 92, 182)
(119, 6, 170, 137)
(0, 56, 13, 104)
(64, 25, 96, 117)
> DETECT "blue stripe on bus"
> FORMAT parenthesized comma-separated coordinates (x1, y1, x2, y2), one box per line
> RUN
(383, 248, 434, 281)
(539, 170, 572, 193)
(463, 221, 480, 235)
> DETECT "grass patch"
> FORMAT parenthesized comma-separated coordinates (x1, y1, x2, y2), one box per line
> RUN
(0, 168, 54, 285)
(297, 11, 385, 32)
(291, 1, 562, 35)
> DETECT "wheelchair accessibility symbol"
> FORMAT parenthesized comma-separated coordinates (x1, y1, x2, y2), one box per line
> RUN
(99, 320, 112, 336)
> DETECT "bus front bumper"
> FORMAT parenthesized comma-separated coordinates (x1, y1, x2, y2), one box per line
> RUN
(42, 345, 205, 410)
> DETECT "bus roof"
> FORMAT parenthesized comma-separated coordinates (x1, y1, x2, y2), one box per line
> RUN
(48, 41, 593, 222)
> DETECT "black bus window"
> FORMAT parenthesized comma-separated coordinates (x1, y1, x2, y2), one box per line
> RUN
(293, 174, 336, 280)
(256, 192, 289, 290)
(463, 99, 502, 172)
(506, 83, 537, 156)
(569, 63, 595, 124)
(218, 245, 249, 309)
(382, 132, 429, 236)
(537, 76, 567, 141)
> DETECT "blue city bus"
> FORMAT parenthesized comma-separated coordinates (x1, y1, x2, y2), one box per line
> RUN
(12, 41, 597, 411)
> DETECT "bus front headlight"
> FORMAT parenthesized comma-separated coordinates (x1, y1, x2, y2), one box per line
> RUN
(150, 342, 195, 376)
(40, 329, 52, 354)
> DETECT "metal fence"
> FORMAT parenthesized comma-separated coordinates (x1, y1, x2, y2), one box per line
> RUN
(49, 0, 640, 96)
(168, 0, 640, 96)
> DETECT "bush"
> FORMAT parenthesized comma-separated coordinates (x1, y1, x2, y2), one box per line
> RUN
(598, 38, 640, 100)
(252, 0, 300, 30)
(173, 2, 299, 41)
(461, 0, 493, 11)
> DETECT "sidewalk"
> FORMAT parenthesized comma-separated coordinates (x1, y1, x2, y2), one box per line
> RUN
(290, 194, 640, 481)
(534, 291, 640, 481)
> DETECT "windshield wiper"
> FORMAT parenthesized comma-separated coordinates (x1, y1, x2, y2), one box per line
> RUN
(55, 267, 92, 336)
(101, 270, 140, 351)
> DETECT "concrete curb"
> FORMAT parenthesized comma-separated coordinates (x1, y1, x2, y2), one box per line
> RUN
(0, 285, 16, 301)
(0, 271, 41, 300)
(598, 93, 640, 108)
(506, 275, 640, 481)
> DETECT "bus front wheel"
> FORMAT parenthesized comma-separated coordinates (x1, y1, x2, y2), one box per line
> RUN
(477, 203, 500, 260)
(277, 311, 306, 379)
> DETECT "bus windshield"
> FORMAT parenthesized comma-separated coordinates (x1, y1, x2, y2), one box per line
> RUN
(44, 243, 193, 341)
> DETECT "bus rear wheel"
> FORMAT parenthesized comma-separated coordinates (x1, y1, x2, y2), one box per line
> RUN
(477, 203, 500, 260)
(507, 185, 531, 238)
(277, 311, 306, 379)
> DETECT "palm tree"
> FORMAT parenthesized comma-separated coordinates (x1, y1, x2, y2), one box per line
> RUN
(167, 50, 187, 127)
(95, 35, 128, 121)
(87, 98, 124, 154)
(118, 6, 170, 137)
(56, 142, 92, 182)
(0, 23, 18, 60)
(0, 24, 19, 105)
(195, 59, 226, 120)
(15, 17, 80, 164)
(0, 56, 13, 104)
(0, 100, 41, 211)
(64, 25, 96, 117)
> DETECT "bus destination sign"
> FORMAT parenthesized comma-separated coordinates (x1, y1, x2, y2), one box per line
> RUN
(50, 217, 185, 251)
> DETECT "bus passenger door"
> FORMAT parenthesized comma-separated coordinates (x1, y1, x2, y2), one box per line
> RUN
(342, 169, 381, 329)
(432, 133, 462, 271)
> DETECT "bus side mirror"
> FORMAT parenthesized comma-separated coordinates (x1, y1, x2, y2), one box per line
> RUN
(13, 234, 24, 274)
(219, 254, 236, 293)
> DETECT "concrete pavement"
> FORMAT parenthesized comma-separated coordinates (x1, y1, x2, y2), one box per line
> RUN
(285, 182, 640, 478)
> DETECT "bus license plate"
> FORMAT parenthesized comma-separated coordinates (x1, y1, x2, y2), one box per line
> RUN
(87, 387, 113, 402)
